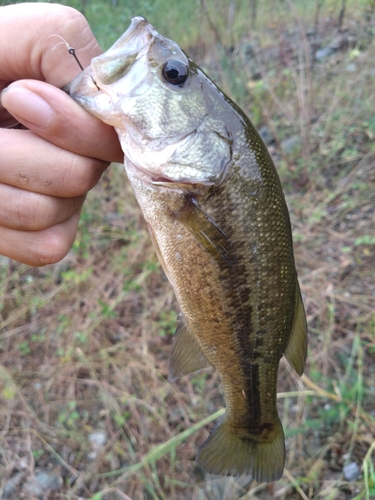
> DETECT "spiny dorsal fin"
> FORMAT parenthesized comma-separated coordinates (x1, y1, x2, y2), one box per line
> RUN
(168, 315, 211, 382)
(175, 197, 235, 265)
(283, 280, 308, 376)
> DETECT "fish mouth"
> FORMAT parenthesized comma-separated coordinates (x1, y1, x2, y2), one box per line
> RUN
(90, 17, 156, 86)
(100, 17, 155, 57)
(64, 17, 156, 105)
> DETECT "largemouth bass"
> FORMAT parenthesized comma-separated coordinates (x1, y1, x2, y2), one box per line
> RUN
(65, 17, 307, 482)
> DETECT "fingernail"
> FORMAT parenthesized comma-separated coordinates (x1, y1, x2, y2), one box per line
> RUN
(1, 85, 53, 128)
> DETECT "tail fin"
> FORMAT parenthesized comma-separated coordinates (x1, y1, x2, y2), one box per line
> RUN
(197, 416, 285, 482)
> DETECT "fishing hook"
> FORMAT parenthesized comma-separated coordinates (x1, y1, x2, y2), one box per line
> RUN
(48, 34, 100, 91)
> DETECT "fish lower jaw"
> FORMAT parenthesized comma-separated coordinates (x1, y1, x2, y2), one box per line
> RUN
(150, 176, 179, 184)
(132, 163, 220, 192)
(124, 159, 176, 186)
(120, 133, 215, 187)
(123, 158, 211, 192)
(124, 155, 220, 187)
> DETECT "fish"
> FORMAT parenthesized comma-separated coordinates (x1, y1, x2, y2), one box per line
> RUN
(64, 17, 308, 482)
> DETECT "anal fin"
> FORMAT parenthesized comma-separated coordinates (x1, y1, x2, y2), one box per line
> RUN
(169, 315, 211, 382)
(283, 280, 308, 376)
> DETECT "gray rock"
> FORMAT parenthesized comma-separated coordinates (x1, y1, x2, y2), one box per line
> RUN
(4, 469, 62, 499)
(22, 469, 63, 499)
(343, 461, 360, 481)
(22, 475, 45, 498)
(259, 125, 274, 145)
(89, 429, 107, 447)
(281, 135, 301, 154)
(315, 47, 336, 61)
(88, 429, 108, 460)
(329, 34, 348, 50)
(3, 472, 26, 499)
(346, 63, 357, 73)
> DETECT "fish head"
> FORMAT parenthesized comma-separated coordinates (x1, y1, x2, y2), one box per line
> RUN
(65, 17, 233, 186)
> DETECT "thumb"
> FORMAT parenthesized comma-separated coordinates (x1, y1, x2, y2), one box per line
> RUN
(1, 80, 123, 163)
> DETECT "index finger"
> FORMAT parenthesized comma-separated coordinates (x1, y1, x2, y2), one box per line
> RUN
(0, 3, 101, 87)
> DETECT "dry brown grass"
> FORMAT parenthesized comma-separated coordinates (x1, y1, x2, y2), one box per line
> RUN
(1, 1, 375, 499)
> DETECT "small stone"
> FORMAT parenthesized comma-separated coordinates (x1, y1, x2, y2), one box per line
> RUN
(281, 135, 301, 154)
(88, 450, 98, 461)
(19, 469, 62, 498)
(346, 63, 357, 73)
(315, 47, 336, 61)
(22, 476, 44, 498)
(34, 469, 63, 490)
(343, 461, 360, 481)
(259, 126, 274, 145)
(89, 429, 107, 447)
(329, 34, 348, 50)
(3, 472, 25, 499)
(88, 429, 108, 461)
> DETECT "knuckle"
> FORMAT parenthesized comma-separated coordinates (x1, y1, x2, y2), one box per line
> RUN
(60, 155, 106, 197)
(31, 232, 69, 267)
(16, 192, 45, 230)
(56, 6, 100, 61)
(12, 190, 66, 232)
(58, 6, 90, 34)
(29, 213, 79, 267)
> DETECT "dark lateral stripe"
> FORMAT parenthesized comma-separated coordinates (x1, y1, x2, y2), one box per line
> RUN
(197, 179, 272, 434)
(247, 362, 261, 430)
(197, 179, 265, 433)
(217, 234, 263, 433)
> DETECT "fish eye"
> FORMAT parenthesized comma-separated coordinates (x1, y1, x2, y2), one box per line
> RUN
(161, 59, 189, 86)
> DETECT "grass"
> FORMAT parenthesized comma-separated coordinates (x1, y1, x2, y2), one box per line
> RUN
(1, 0, 375, 498)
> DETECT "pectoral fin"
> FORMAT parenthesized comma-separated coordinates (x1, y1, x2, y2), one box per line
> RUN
(176, 197, 235, 265)
(283, 280, 308, 376)
(169, 315, 211, 382)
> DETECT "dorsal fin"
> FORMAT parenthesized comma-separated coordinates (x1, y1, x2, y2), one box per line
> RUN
(283, 280, 308, 376)
(168, 315, 211, 382)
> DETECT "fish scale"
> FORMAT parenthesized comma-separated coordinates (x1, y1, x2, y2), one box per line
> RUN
(65, 16, 308, 482)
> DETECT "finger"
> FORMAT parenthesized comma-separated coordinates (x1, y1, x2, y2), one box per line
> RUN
(0, 80, 18, 128)
(1, 80, 123, 163)
(0, 183, 85, 231)
(1, 4, 101, 87)
(0, 4, 123, 163)
(0, 213, 81, 267)
(0, 129, 109, 197)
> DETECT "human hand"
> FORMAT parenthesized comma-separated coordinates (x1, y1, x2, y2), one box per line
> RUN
(0, 3, 123, 266)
